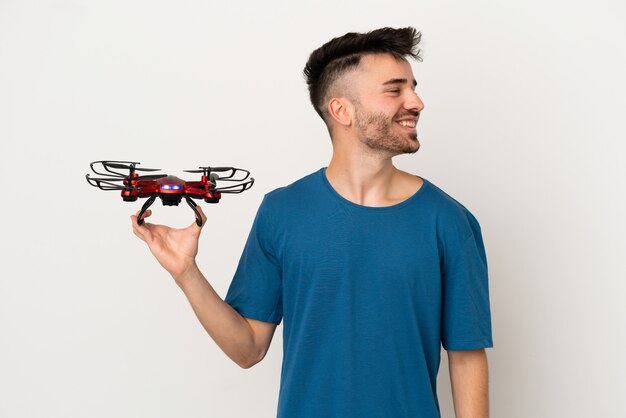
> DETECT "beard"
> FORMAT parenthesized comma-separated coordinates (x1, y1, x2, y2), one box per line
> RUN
(354, 106, 420, 155)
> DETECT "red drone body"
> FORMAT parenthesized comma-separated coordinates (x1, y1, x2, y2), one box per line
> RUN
(86, 160, 254, 226)
(121, 173, 222, 202)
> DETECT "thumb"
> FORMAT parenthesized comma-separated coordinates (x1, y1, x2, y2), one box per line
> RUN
(196, 205, 208, 225)
(187, 205, 207, 233)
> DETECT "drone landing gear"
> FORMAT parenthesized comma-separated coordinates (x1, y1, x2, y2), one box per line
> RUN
(185, 196, 203, 227)
(136, 195, 203, 227)
(137, 195, 157, 226)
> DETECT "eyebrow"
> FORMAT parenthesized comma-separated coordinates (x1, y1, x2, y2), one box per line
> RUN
(382, 78, 418, 88)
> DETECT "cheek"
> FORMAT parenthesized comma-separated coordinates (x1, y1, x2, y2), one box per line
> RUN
(360, 100, 397, 118)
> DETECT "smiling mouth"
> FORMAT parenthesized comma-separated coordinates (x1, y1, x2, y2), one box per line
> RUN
(396, 121, 417, 130)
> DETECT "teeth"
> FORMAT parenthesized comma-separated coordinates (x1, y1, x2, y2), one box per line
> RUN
(398, 120, 416, 128)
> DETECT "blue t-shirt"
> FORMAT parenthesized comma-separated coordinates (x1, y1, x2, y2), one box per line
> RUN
(225, 167, 493, 418)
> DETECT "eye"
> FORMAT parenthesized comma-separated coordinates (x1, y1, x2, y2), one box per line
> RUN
(388, 89, 400, 94)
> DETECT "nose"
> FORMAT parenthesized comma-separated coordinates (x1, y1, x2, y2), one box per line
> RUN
(405, 91, 425, 113)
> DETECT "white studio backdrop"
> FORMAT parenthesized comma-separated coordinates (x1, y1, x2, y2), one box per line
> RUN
(1, 0, 625, 417)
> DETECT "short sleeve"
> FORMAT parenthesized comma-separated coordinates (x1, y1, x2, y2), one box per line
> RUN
(440, 225, 493, 350)
(224, 196, 283, 324)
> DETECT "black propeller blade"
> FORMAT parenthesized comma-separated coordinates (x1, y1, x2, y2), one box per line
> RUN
(183, 167, 234, 173)
(89, 160, 162, 177)
(183, 167, 250, 182)
(107, 162, 161, 172)
(133, 174, 168, 181)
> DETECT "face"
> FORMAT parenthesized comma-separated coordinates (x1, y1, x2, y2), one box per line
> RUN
(350, 53, 424, 155)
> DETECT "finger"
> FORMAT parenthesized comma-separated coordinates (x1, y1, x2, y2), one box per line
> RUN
(131, 214, 144, 231)
(187, 205, 207, 232)
(197, 205, 208, 225)
(141, 221, 155, 232)
(138, 222, 154, 242)
(132, 228, 146, 242)
(194, 205, 207, 229)
(130, 215, 151, 242)
(131, 213, 143, 229)
(134, 209, 152, 221)
(131, 209, 153, 229)
(133, 228, 146, 242)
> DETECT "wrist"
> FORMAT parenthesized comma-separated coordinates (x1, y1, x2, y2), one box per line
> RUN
(173, 260, 201, 288)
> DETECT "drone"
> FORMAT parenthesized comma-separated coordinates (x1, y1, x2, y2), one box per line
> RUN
(86, 160, 254, 227)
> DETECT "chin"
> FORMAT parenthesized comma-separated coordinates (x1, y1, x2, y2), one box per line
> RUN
(402, 141, 420, 155)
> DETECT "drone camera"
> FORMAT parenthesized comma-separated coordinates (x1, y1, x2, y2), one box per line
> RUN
(161, 194, 183, 206)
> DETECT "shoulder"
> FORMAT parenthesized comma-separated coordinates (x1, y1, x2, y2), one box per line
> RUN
(423, 178, 482, 240)
(259, 168, 322, 211)
(252, 169, 322, 241)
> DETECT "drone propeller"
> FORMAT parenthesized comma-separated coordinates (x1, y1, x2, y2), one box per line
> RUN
(133, 174, 168, 181)
(183, 166, 250, 182)
(90, 160, 162, 178)
(86, 160, 166, 193)
(183, 167, 234, 173)
(105, 162, 161, 172)
(85, 173, 166, 191)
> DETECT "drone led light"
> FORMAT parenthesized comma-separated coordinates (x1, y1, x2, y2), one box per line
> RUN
(161, 184, 182, 190)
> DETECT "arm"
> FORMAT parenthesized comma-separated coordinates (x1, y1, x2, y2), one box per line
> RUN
(447, 348, 490, 418)
(175, 263, 277, 368)
(131, 208, 276, 369)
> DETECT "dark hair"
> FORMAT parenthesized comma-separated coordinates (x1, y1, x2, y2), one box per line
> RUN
(303, 27, 422, 122)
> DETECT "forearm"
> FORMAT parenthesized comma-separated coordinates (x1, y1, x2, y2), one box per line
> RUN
(174, 262, 260, 368)
(448, 349, 490, 418)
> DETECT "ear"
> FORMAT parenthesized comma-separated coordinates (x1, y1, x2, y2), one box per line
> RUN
(327, 97, 353, 127)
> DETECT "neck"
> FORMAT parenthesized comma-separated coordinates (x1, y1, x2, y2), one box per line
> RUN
(325, 140, 401, 207)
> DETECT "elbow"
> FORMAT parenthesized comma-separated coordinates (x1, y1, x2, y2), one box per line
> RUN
(237, 350, 263, 369)
(238, 359, 255, 369)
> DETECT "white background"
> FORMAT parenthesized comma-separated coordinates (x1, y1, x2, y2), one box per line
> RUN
(1, 0, 625, 417)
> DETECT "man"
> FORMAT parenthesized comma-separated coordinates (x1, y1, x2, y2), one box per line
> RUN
(131, 27, 493, 418)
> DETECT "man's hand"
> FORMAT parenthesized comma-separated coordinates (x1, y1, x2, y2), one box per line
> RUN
(130, 207, 208, 282)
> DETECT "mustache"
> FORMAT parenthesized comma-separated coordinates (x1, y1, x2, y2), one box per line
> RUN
(395, 110, 420, 119)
